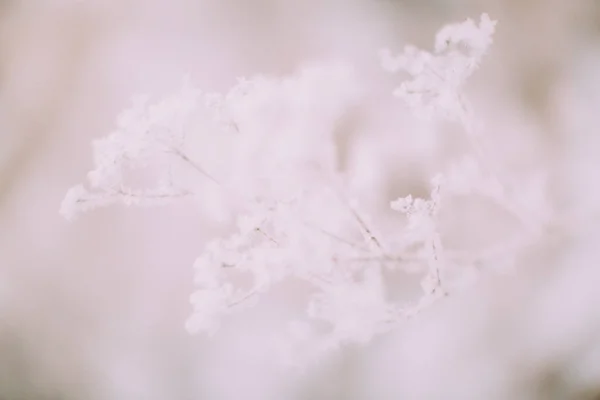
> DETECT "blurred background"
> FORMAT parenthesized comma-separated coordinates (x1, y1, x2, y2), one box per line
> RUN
(1, 0, 600, 399)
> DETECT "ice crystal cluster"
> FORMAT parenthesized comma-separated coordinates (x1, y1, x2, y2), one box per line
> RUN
(61, 14, 549, 366)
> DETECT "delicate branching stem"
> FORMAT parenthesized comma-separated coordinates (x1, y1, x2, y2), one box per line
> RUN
(228, 289, 258, 308)
(170, 147, 379, 254)
(75, 186, 194, 206)
(326, 182, 387, 254)
(113, 186, 194, 199)
(301, 220, 368, 251)
(255, 227, 279, 245)
(347, 204, 385, 251)
(429, 233, 447, 295)
(346, 254, 415, 264)
(168, 147, 221, 186)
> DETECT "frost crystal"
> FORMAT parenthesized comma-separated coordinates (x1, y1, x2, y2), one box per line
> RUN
(380, 13, 497, 121)
(61, 14, 550, 368)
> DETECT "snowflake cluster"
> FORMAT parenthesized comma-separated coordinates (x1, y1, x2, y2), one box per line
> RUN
(380, 13, 496, 122)
(61, 14, 551, 367)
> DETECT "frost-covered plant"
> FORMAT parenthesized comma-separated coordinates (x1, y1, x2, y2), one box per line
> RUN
(380, 13, 496, 122)
(61, 14, 551, 367)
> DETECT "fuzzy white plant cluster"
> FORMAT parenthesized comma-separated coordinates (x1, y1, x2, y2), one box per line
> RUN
(61, 14, 549, 366)
(380, 13, 496, 122)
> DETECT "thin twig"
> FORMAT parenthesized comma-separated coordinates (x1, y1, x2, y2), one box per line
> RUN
(168, 147, 221, 186)
(228, 289, 259, 308)
(301, 220, 368, 251)
(255, 227, 279, 245)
